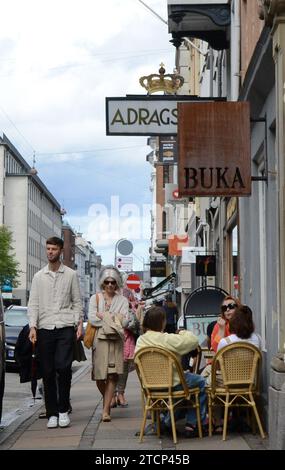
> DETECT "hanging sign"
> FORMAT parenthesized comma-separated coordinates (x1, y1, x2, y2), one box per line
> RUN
(178, 102, 251, 196)
(106, 96, 223, 136)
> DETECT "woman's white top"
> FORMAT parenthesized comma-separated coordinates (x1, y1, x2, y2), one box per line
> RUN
(217, 333, 262, 352)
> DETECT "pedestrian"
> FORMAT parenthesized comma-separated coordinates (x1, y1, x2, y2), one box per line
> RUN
(88, 265, 128, 422)
(28, 236, 83, 429)
(162, 294, 178, 334)
(114, 290, 141, 408)
(135, 306, 208, 437)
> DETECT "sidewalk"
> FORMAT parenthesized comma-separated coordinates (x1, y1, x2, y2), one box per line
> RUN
(0, 358, 269, 450)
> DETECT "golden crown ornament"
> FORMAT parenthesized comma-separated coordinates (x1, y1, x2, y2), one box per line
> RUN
(139, 63, 184, 95)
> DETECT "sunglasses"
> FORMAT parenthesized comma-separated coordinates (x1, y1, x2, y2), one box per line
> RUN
(221, 302, 237, 312)
(104, 280, 116, 286)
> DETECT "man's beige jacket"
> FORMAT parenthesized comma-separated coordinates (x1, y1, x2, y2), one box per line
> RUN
(27, 263, 83, 330)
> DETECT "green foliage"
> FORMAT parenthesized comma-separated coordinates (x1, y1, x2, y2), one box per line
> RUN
(0, 225, 20, 288)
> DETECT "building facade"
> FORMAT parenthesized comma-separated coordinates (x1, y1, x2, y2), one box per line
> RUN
(0, 134, 62, 305)
(75, 233, 102, 318)
(164, 0, 285, 444)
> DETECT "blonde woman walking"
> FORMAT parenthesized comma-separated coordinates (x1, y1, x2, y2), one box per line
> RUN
(88, 265, 128, 422)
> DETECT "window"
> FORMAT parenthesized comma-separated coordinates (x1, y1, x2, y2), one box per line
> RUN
(163, 165, 170, 188)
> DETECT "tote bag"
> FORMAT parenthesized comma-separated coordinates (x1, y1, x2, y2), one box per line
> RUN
(83, 294, 99, 349)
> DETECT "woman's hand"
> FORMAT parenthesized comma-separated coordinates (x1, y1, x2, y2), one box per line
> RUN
(96, 311, 104, 320)
(217, 317, 226, 327)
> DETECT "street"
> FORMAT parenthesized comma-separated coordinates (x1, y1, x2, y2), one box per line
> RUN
(1, 368, 39, 428)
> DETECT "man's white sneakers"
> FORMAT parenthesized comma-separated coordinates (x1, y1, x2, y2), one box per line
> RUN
(47, 416, 58, 428)
(59, 412, 70, 427)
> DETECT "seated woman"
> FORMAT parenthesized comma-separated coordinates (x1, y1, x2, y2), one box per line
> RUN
(211, 296, 241, 353)
(217, 304, 262, 352)
(211, 304, 262, 434)
(135, 306, 208, 437)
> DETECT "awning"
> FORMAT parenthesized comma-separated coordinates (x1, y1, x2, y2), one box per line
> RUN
(142, 272, 176, 300)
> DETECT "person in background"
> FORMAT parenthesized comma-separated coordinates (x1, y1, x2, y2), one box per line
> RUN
(88, 265, 128, 422)
(206, 320, 217, 350)
(28, 236, 83, 429)
(211, 296, 241, 353)
(135, 306, 208, 437)
(162, 295, 179, 334)
(134, 300, 146, 335)
(112, 287, 142, 408)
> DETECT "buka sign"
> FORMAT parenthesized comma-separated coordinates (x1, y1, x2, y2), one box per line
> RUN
(178, 102, 251, 197)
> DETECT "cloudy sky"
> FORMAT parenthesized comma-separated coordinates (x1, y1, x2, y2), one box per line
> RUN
(0, 0, 175, 269)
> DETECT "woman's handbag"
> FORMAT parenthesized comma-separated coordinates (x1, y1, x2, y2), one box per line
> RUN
(83, 321, 97, 349)
(83, 294, 99, 349)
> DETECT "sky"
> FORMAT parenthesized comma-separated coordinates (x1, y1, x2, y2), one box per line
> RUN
(0, 0, 175, 270)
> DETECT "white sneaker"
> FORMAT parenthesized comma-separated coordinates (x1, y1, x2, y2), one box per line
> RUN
(59, 412, 70, 428)
(47, 416, 58, 428)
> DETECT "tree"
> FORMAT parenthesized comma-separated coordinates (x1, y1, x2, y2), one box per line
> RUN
(0, 225, 20, 288)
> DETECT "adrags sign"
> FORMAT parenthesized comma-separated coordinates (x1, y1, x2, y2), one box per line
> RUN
(106, 96, 221, 136)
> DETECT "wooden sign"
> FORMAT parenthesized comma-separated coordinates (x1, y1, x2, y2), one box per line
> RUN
(178, 102, 251, 196)
(196, 255, 216, 277)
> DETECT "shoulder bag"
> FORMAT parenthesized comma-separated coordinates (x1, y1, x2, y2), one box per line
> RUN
(83, 293, 99, 349)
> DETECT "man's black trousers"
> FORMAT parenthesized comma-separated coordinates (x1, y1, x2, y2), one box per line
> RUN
(37, 327, 74, 418)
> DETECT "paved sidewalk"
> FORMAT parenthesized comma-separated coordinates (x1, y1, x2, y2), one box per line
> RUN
(0, 359, 269, 450)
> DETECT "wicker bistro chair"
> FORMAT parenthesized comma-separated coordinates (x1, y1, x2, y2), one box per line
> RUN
(207, 342, 266, 441)
(134, 347, 202, 444)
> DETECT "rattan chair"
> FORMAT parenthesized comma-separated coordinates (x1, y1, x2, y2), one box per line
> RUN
(192, 344, 202, 374)
(134, 346, 202, 444)
(207, 341, 265, 440)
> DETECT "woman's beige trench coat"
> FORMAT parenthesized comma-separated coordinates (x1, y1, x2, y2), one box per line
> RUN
(88, 292, 129, 380)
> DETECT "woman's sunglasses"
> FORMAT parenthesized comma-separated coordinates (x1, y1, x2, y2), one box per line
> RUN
(221, 302, 237, 312)
(104, 280, 116, 286)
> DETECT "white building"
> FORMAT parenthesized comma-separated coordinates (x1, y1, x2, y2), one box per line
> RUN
(75, 233, 101, 318)
(0, 134, 62, 305)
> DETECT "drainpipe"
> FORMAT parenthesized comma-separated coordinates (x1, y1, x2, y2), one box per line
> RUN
(231, 0, 240, 100)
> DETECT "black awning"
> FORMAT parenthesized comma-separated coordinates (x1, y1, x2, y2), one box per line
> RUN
(143, 272, 176, 299)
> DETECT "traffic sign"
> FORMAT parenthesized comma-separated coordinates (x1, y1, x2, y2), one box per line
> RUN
(117, 239, 133, 256)
(116, 256, 133, 271)
(126, 273, 141, 290)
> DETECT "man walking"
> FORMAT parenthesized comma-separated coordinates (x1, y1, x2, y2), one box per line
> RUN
(28, 236, 83, 429)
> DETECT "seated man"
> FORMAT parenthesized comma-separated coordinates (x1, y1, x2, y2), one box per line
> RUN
(135, 306, 207, 437)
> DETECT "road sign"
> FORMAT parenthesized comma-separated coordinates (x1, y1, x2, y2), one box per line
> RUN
(126, 273, 141, 290)
(116, 256, 133, 271)
(117, 239, 133, 256)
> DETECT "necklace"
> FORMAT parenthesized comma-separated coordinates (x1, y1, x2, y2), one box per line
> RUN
(103, 294, 113, 311)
